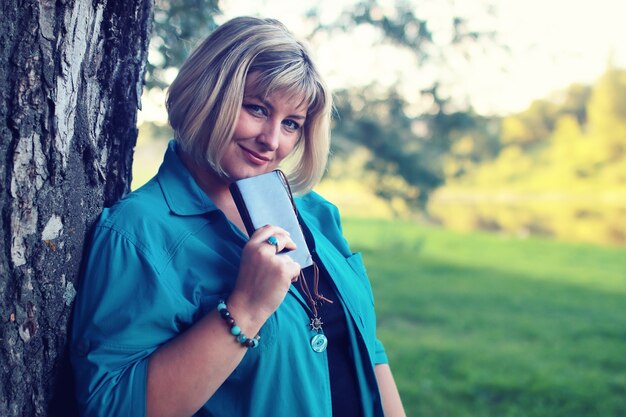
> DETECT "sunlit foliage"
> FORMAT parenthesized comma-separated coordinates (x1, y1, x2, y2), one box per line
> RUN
(433, 66, 626, 245)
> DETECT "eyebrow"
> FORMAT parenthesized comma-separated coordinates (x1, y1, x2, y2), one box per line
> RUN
(289, 113, 307, 121)
(246, 94, 307, 120)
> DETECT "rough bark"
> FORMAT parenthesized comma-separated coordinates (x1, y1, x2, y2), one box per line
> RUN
(0, 1, 153, 415)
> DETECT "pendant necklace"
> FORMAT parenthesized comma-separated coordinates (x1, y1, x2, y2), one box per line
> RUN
(298, 262, 332, 352)
(277, 171, 332, 351)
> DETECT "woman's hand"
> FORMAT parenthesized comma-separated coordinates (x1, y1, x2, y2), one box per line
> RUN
(147, 224, 299, 417)
(228, 224, 301, 329)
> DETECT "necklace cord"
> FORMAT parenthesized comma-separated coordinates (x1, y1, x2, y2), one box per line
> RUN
(297, 263, 333, 318)
(277, 171, 334, 317)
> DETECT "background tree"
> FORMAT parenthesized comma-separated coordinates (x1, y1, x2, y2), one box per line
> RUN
(148, 0, 220, 88)
(447, 66, 626, 192)
(331, 85, 495, 209)
(0, 1, 153, 416)
(586, 65, 626, 164)
(305, 0, 499, 209)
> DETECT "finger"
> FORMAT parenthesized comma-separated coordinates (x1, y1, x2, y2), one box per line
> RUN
(276, 235, 296, 253)
(266, 234, 297, 254)
(250, 224, 291, 243)
(250, 226, 295, 253)
(284, 259, 301, 281)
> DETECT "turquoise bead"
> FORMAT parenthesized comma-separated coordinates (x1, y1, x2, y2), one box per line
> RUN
(217, 302, 227, 312)
(237, 333, 247, 343)
(230, 325, 241, 336)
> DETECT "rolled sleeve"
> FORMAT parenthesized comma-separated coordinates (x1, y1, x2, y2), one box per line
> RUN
(70, 224, 181, 417)
(374, 339, 388, 365)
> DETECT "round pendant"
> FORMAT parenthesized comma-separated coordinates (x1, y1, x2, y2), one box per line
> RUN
(310, 334, 328, 353)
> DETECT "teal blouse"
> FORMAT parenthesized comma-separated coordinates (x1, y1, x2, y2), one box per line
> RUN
(70, 141, 388, 417)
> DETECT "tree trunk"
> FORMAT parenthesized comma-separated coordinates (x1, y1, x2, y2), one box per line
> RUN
(0, 1, 153, 415)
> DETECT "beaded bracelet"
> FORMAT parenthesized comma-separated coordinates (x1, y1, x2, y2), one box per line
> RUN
(217, 300, 260, 349)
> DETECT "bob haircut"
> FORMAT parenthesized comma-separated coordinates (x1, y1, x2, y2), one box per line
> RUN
(166, 16, 332, 193)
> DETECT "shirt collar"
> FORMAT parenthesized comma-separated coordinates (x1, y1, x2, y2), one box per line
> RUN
(157, 140, 219, 216)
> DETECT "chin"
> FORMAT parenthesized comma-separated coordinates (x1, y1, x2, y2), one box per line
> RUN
(226, 166, 274, 182)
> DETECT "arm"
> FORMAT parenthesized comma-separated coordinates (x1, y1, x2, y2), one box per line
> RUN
(146, 304, 257, 417)
(375, 364, 407, 417)
(146, 225, 300, 417)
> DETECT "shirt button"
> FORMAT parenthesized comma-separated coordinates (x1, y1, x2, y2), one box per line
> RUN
(310, 334, 328, 353)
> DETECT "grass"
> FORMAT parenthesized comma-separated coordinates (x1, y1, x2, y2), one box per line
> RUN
(341, 218, 626, 417)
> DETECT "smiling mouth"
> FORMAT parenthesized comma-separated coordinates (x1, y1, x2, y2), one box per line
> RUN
(239, 145, 271, 165)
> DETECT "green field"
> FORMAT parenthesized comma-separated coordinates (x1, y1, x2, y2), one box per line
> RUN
(341, 218, 626, 417)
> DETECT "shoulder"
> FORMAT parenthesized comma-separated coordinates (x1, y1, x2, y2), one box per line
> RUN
(295, 191, 341, 223)
(296, 191, 353, 255)
(92, 179, 208, 267)
(98, 179, 168, 237)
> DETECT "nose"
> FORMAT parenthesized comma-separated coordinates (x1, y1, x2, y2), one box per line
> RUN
(256, 121, 280, 151)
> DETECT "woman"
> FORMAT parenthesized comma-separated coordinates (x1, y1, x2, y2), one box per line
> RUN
(71, 16, 406, 417)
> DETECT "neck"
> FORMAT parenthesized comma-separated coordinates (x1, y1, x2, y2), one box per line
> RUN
(177, 149, 248, 235)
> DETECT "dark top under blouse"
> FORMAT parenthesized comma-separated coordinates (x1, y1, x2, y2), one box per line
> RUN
(300, 222, 364, 417)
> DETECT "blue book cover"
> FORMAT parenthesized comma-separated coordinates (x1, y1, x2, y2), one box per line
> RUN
(229, 170, 313, 268)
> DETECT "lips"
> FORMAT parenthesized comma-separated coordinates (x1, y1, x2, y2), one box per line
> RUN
(239, 145, 271, 166)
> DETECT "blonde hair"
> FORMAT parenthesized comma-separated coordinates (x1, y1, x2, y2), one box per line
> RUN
(166, 16, 332, 193)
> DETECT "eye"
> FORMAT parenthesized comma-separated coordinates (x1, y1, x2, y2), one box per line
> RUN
(243, 104, 267, 117)
(282, 119, 301, 132)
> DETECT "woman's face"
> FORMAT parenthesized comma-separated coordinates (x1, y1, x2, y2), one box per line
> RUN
(219, 73, 308, 181)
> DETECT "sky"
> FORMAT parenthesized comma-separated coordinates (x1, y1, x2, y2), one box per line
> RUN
(217, 0, 626, 115)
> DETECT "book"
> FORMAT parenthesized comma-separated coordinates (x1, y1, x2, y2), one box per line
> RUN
(229, 170, 313, 268)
